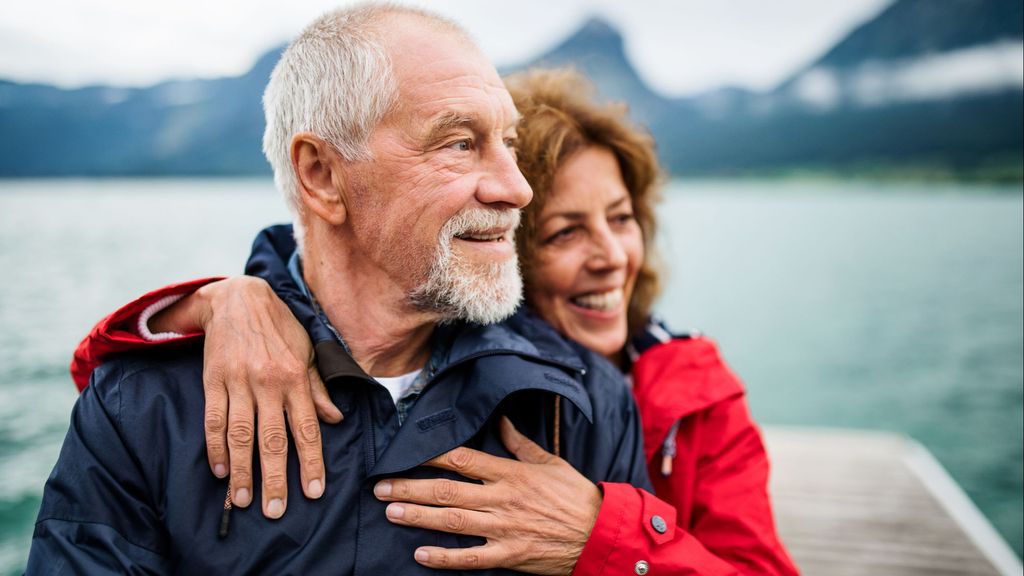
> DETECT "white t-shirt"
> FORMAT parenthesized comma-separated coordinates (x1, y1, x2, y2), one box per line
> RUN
(374, 369, 423, 405)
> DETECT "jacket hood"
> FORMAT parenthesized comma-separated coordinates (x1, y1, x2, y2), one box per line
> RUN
(631, 337, 745, 462)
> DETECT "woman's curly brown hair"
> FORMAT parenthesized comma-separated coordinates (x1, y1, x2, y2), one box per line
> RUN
(505, 67, 662, 338)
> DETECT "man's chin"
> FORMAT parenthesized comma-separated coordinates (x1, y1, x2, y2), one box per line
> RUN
(409, 257, 523, 325)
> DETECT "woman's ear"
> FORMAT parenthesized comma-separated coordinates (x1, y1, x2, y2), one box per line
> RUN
(291, 133, 347, 226)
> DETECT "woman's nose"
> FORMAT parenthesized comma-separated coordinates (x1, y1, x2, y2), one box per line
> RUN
(588, 226, 628, 270)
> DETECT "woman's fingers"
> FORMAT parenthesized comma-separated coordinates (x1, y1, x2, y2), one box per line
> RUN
(202, 366, 230, 478)
(256, 397, 289, 519)
(309, 367, 342, 423)
(412, 544, 509, 572)
(424, 446, 509, 482)
(374, 477, 492, 509)
(192, 275, 336, 519)
(384, 502, 498, 539)
(382, 416, 602, 575)
(286, 382, 326, 500)
(499, 416, 556, 465)
(225, 382, 255, 508)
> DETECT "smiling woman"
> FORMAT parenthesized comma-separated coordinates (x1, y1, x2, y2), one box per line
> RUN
(526, 145, 645, 362)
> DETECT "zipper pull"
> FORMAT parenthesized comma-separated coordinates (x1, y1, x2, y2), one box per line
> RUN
(660, 454, 673, 477)
(660, 419, 681, 477)
(218, 483, 233, 538)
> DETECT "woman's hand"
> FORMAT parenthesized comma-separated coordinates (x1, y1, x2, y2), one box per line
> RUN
(151, 276, 341, 519)
(373, 417, 602, 575)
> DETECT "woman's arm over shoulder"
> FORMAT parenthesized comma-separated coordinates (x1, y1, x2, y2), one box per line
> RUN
(70, 277, 224, 390)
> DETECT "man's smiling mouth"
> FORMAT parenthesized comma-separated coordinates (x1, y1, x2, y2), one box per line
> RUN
(455, 229, 509, 242)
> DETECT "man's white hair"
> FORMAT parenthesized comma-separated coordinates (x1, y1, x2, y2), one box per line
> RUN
(262, 3, 470, 253)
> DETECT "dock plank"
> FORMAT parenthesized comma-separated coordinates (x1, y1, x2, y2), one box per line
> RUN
(763, 428, 1021, 576)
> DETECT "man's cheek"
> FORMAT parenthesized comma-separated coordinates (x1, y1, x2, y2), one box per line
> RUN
(405, 163, 471, 199)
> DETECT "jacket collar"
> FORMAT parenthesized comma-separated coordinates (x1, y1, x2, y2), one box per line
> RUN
(631, 336, 744, 462)
(315, 314, 596, 478)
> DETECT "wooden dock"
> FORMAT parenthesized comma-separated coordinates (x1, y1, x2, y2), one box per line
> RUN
(764, 427, 1022, 576)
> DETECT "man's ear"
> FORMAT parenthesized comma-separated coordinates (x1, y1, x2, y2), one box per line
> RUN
(292, 132, 348, 226)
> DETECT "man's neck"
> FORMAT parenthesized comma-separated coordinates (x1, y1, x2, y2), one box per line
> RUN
(301, 240, 436, 378)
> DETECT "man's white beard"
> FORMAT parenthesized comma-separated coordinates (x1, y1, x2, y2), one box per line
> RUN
(409, 208, 523, 325)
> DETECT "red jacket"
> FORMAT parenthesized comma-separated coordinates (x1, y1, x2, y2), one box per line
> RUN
(573, 336, 798, 575)
(71, 281, 798, 575)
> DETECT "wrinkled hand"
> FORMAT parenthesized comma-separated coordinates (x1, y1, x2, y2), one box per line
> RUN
(373, 416, 602, 575)
(154, 276, 341, 519)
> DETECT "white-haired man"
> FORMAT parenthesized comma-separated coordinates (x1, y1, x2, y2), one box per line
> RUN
(28, 5, 649, 574)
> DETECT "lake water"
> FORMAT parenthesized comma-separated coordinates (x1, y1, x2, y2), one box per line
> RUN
(0, 178, 1021, 572)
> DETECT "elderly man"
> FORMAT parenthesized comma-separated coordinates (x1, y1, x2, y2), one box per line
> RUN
(27, 5, 647, 574)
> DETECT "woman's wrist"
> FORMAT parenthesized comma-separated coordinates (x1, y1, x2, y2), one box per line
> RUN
(148, 282, 218, 334)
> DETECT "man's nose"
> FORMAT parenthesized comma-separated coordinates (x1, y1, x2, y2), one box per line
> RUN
(476, 144, 532, 209)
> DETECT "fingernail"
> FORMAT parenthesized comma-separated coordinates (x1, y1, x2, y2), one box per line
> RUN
(214, 464, 227, 478)
(386, 503, 404, 519)
(374, 480, 392, 498)
(414, 549, 429, 563)
(308, 479, 323, 498)
(234, 488, 251, 507)
(267, 498, 285, 519)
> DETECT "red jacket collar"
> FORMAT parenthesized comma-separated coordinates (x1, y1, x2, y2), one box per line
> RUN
(630, 336, 745, 462)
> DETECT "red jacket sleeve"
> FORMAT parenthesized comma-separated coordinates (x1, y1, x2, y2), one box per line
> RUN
(573, 396, 799, 576)
(70, 277, 225, 391)
(574, 482, 742, 575)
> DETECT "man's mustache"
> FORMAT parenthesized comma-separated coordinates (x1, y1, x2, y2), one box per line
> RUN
(442, 208, 521, 242)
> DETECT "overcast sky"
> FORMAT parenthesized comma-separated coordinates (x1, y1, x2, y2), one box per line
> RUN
(0, 0, 893, 96)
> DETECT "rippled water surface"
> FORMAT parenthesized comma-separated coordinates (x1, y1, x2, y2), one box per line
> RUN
(0, 178, 1020, 572)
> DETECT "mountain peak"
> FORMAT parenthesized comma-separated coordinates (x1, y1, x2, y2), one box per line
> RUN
(503, 15, 664, 118)
(576, 16, 621, 40)
(554, 15, 625, 55)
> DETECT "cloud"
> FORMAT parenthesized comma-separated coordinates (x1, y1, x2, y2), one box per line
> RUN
(793, 68, 841, 110)
(791, 40, 1024, 110)
(0, 0, 894, 96)
(850, 41, 1024, 105)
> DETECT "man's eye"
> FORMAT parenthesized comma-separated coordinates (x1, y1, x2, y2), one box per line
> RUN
(448, 139, 472, 152)
(503, 137, 519, 160)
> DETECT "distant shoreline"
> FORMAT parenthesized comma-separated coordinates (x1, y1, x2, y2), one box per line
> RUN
(676, 158, 1024, 186)
(1, 170, 1022, 190)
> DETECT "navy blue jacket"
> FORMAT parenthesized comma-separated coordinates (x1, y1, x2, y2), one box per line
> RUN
(28, 225, 651, 575)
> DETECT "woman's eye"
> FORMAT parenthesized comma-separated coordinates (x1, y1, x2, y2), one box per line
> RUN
(611, 213, 636, 226)
(546, 226, 578, 244)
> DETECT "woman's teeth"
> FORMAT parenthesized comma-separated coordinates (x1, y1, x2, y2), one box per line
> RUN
(571, 288, 623, 312)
